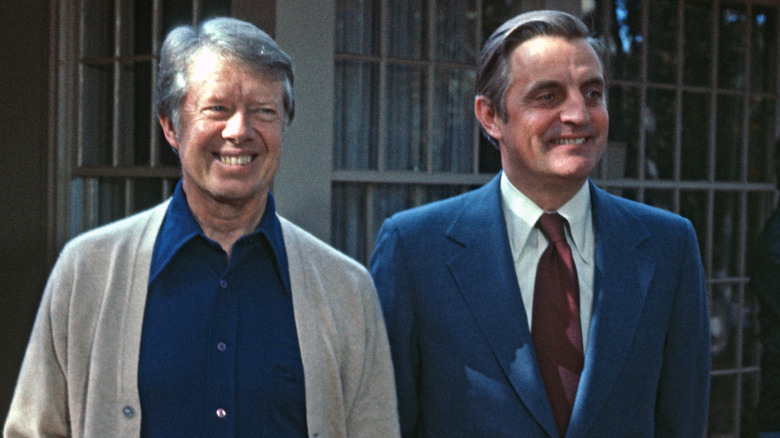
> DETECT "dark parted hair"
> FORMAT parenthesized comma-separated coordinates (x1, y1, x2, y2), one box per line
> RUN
(156, 17, 295, 128)
(476, 10, 604, 147)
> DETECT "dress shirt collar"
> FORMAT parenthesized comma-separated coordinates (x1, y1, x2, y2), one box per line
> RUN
(149, 181, 291, 294)
(500, 172, 593, 265)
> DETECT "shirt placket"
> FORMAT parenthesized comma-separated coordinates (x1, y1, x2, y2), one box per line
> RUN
(208, 266, 238, 437)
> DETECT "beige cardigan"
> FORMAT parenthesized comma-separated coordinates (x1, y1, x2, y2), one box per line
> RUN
(4, 202, 400, 438)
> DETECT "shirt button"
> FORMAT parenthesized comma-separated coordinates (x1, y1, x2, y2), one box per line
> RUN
(217, 342, 227, 352)
(216, 408, 227, 418)
(219, 279, 228, 289)
(122, 406, 134, 418)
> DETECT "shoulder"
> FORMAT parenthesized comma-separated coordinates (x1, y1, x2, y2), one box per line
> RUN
(279, 216, 366, 274)
(60, 201, 168, 259)
(591, 184, 694, 235)
(384, 183, 493, 235)
(278, 216, 374, 298)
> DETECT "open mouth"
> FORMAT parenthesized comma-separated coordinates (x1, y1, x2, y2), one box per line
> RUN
(216, 154, 253, 166)
(549, 137, 587, 146)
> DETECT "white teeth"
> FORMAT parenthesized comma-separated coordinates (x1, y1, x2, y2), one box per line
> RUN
(550, 138, 586, 145)
(219, 155, 252, 166)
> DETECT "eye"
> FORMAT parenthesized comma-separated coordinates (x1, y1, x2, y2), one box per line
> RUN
(584, 88, 604, 104)
(203, 105, 230, 117)
(538, 92, 555, 102)
(252, 106, 280, 122)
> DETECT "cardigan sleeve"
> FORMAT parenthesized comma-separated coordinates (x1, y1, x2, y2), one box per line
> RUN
(342, 271, 400, 438)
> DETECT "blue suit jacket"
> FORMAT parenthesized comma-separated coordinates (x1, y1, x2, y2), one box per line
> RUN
(370, 174, 710, 437)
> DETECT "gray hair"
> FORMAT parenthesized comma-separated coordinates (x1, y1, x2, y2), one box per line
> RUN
(156, 17, 295, 128)
(476, 10, 604, 147)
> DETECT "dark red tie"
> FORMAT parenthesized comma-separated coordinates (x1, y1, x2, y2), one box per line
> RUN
(532, 213, 584, 437)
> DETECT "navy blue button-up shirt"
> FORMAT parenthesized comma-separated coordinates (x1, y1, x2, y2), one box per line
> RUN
(138, 182, 307, 437)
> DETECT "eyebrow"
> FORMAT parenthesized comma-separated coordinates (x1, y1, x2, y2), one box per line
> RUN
(582, 76, 606, 89)
(526, 75, 605, 94)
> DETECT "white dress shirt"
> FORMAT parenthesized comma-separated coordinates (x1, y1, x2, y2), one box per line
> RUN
(500, 172, 595, 351)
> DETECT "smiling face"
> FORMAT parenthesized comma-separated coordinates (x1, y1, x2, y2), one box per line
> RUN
(159, 49, 285, 209)
(476, 36, 608, 203)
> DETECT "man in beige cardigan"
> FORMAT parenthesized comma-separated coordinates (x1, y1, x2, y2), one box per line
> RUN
(5, 17, 399, 438)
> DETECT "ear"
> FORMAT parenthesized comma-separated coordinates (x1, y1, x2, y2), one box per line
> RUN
(474, 96, 504, 142)
(159, 115, 180, 152)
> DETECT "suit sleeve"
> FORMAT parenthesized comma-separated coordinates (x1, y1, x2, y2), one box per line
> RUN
(370, 218, 420, 437)
(654, 220, 711, 437)
(4, 255, 72, 438)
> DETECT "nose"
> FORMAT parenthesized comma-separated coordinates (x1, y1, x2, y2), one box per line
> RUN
(223, 111, 255, 144)
(559, 92, 590, 125)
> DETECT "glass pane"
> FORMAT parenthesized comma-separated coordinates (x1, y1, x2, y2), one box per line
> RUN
(710, 282, 739, 370)
(435, 0, 477, 63)
(609, 0, 643, 81)
(482, 0, 525, 43)
(388, 0, 426, 59)
(748, 192, 777, 256)
(134, 178, 166, 212)
(115, 63, 137, 166)
(133, 61, 153, 165)
(334, 60, 379, 170)
(647, 0, 678, 84)
(160, 0, 230, 31)
(606, 85, 640, 179)
(708, 375, 737, 435)
(743, 287, 761, 368)
(741, 371, 762, 437)
(679, 190, 708, 258)
(199, 0, 231, 21)
(684, 0, 713, 86)
(336, 0, 380, 55)
(751, 6, 777, 93)
(612, 187, 638, 203)
(82, 0, 116, 58)
(713, 192, 741, 279)
(716, 94, 744, 182)
(681, 92, 710, 181)
(645, 88, 676, 180)
(81, 64, 113, 166)
(98, 178, 127, 225)
(384, 64, 426, 171)
(719, 3, 748, 90)
(644, 189, 674, 214)
(420, 184, 469, 205)
(132, 0, 155, 55)
(748, 97, 775, 183)
(432, 67, 475, 173)
(332, 182, 368, 262)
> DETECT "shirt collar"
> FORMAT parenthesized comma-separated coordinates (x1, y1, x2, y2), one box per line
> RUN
(500, 172, 593, 264)
(149, 181, 291, 295)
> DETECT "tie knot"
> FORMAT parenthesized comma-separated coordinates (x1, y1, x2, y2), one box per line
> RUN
(538, 213, 567, 243)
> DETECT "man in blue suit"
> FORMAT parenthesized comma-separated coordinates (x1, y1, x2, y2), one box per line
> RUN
(370, 10, 710, 437)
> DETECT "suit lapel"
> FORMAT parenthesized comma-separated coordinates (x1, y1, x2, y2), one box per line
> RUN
(446, 175, 559, 437)
(566, 183, 656, 437)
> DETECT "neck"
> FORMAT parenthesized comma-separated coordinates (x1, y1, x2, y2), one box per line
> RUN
(184, 186, 268, 258)
(504, 171, 586, 212)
